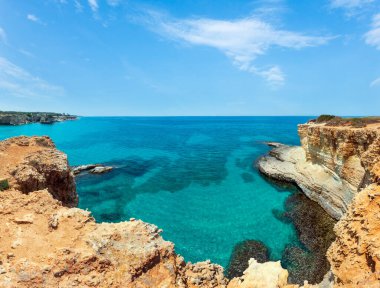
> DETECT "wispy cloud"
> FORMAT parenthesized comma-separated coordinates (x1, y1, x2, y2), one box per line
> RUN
(88, 0, 98, 12)
(370, 76, 380, 87)
(330, 0, 374, 9)
(0, 57, 64, 99)
(27, 14, 39, 22)
(138, 10, 332, 87)
(0, 27, 7, 45)
(107, 0, 120, 7)
(26, 14, 46, 25)
(365, 13, 380, 49)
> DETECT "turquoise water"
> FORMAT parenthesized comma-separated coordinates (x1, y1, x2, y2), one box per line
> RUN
(0, 116, 312, 267)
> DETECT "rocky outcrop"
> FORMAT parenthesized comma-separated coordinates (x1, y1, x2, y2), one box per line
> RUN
(0, 136, 318, 288)
(0, 112, 77, 126)
(258, 123, 380, 219)
(72, 164, 113, 175)
(327, 184, 380, 287)
(0, 189, 229, 288)
(298, 123, 380, 188)
(0, 136, 78, 207)
(1, 120, 380, 288)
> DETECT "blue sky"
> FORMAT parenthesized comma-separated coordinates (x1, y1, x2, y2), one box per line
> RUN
(0, 0, 379, 116)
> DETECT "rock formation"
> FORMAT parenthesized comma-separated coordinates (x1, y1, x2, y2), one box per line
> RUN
(1, 117, 380, 288)
(0, 111, 77, 126)
(0, 188, 229, 288)
(327, 184, 380, 287)
(0, 136, 300, 288)
(258, 122, 380, 219)
(0, 136, 78, 207)
(72, 164, 113, 175)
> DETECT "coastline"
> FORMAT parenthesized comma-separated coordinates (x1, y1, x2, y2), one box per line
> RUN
(0, 111, 77, 126)
(0, 118, 379, 287)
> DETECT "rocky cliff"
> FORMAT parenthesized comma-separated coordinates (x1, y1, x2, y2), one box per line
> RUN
(1, 125, 379, 287)
(258, 123, 380, 219)
(0, 112, 77, 125)
(0, 136, 305, 288)
(0, 136, 78, 207)
(327, 184, 380, 287)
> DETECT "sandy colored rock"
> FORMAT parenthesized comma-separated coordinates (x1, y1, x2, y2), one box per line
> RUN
(0, 136, 77, 206)
(0, 189, 229, 288)
(258, 123, 380, 219)
(227, 259, 289, 288)
(327, 184, 380, 288)
(298, 123, 380, 186)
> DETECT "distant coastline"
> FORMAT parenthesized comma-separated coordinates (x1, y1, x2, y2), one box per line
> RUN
(0, 111, 77, 126)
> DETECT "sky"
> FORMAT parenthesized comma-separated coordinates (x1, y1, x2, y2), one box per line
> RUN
(0, 0, 379, 116)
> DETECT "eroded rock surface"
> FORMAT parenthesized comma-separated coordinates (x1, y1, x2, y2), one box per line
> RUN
(327, 184, 380, 288)
(258, 123, 380, 219)
(1, 120, 380, 288)
(0, 189, 229, 288)
(0, 136, 77, 206)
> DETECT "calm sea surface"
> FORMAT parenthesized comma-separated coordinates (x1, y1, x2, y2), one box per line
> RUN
(0, 116, 313, 267)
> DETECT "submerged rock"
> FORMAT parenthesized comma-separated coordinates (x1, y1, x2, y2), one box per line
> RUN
(89, 166, 113, 174)
(274, 191, 336, 285)
(72, 164, 113, 175)
(226, 240, 270, 279)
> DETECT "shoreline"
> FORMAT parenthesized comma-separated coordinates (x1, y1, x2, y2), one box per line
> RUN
(0, 111, 77, 126)
(0, 119, 379, 287)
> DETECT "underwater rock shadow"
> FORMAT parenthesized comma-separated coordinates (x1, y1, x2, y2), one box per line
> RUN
(226, 240, 270, 279)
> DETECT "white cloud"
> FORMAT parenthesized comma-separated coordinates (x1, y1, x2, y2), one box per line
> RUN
(107, 0, 120, 6)
(370, 76, 380, 86)
(330, 0, 374, 9)
(365, 13, 380, 49)
(74, 0, 84, 12)
(27, 14, 39, 22)
(140, 11, 332, 87)
(0, 27, 7, 44)
(0, 57, 64, 99)
(88, 0, 98, 12)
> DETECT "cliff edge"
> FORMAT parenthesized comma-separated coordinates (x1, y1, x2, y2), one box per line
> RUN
(258, 122, 380, 219)
(1, 126, 379, 287)
(0, 136, 303, 288)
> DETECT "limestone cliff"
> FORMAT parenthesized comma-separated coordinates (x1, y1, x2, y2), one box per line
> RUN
(0, 136, 301, 288)
(0, 189, 228, 288)
(298, 123, 380, 186)
(0, 136, 78, 207)
(258, 123, 380, 219)
(327, 184, 380, 287)
(1, 126, 379, 288)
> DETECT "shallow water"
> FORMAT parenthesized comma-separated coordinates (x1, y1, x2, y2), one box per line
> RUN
(0, 116, 313, 267)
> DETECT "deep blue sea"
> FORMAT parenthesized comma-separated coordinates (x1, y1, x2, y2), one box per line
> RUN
(0, 116, 313, 267)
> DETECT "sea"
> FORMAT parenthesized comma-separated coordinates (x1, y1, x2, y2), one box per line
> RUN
(0, 116, 313, 268)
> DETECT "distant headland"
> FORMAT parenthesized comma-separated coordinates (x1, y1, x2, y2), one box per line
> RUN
(0, 111, 77, 125)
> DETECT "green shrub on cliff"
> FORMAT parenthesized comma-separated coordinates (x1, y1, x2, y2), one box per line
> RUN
(315, 115, 337, 123)
(0, 179, 9, 191)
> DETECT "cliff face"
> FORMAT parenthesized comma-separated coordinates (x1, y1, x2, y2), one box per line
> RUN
(1, 127, 379, 287)
(0, 112, 77, 125)
(327, 184, 380, 287)
(298, 123, 380, 189)
(0, 189, 228, 288)
(0, 136, 304, 288)
(0, 136, 78, 207)
(258, 123, 380, 219)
